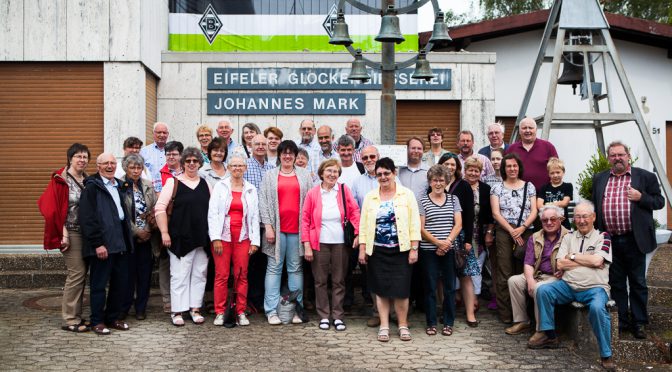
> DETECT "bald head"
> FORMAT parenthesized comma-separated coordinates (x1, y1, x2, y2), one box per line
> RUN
(346, 118, 362, 142)
(96, 152, 117, 180)
(153, 122, 169, 148)
(519, 117, 538, 145)
(251, 134, 268, 161)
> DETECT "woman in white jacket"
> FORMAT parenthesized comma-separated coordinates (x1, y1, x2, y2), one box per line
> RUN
(207, 155, 260, 326)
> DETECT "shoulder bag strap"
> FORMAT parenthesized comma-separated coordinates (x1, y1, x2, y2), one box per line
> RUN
(340, 184, 348, 224)
(516, 182, 529, 227)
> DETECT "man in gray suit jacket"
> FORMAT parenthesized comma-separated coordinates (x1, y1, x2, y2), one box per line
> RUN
(591, 141, 665, 339)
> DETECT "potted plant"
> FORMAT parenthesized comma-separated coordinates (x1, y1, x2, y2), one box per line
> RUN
(654, 219, 671, 245)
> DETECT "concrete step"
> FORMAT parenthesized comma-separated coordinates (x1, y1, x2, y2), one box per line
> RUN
(0, 253, 65, 271)
(649, 285, 672, 307)
(649, 305, 672, 331)
(0, 270, 67, 288)
(614, 338, 671, 364)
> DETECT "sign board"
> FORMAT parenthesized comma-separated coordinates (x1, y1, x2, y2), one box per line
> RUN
(207, 93, 365, 115)
(207, 68, 451, 91)
(378, 145, 408, 167)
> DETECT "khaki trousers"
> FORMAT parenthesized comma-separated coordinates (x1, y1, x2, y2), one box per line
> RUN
(508, 273, 557, 330)
(312, 243, 349, 320)
(494, 225, 533, 322)
(61, 230, 88, 326)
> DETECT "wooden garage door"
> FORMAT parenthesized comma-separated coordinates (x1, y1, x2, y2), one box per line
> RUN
(146, 70, 158, 145)
(397, 100, 461, 152)
(0, 63, 104, 245)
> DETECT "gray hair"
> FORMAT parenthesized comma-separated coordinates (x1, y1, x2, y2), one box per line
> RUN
(153, 121, 168, 132)
(337, 134, 355, 148)
(227, 154, 247, 165)
(607, 140, 630, 156)
(122, 153, 145, 171)
(297, 148, 310, 160)
(426, 164, 449, 183)
(180, 146, 203, 167)
(539, 204, 564, 218)
(487, 121, 505, 134)
(575, 200, 595, 214)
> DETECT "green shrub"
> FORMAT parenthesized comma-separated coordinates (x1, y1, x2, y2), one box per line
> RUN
(576, 152, 611, 201)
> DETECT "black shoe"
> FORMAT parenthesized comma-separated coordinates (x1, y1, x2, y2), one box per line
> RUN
(632, 325, 647, 339)
(135, 312, 146, 320)
(119, 312, 128, 321)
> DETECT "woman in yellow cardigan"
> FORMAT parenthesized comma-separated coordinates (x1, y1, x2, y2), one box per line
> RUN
(358, 157, 421, 342)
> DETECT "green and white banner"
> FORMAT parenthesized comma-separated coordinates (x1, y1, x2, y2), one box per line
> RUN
(168, 3, 418, 52)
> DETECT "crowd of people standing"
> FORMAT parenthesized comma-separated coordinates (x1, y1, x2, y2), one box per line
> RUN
(38, 116, 665, 371)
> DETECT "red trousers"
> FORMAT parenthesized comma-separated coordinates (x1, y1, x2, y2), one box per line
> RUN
(212, 225, 250, 315)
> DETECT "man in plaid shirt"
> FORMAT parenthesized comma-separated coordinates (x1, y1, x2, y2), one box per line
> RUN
(591, 141, 665, 340)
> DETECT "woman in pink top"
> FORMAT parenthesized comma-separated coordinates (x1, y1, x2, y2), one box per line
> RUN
(301, 159, 360, 331)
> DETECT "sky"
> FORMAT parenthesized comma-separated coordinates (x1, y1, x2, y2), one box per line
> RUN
(417, 0, 481, 31)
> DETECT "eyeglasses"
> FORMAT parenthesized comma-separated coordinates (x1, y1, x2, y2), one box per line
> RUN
(229, 164, 245, 168)
(317, 136, 331, 141)
(608, 153, 628, 158)
(541, 217, 562, 224)
(574, 214, 593, 220)
(72, 155, 89, 160)
(184, 159, 200, 164)
(300, 127, 314, 131)
(376, 171, 392, 178)
(166, 152, 180, 158)
(361, 155, 377, 161)
(430, 133, 442, 137)
(197, 133, 211, 138)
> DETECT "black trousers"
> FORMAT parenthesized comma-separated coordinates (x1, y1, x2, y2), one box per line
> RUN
(89, 252, 129, 326)
(122, 240, 153, 314)
(247, 225, 268, 311)
(609, 233, 649, 328)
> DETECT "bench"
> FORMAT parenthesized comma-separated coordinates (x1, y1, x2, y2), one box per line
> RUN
(557, 299, 618, 356)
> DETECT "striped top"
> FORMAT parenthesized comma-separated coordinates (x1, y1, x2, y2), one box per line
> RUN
(418, 192, 462, 251)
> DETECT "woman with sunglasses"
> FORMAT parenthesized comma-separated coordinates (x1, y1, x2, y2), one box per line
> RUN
(358, 158, 421, 342)
(155, 147, 212, 326)
(490, 153, 538, 324)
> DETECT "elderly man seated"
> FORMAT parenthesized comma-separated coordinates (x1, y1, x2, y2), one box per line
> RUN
(530, 201, 615, 372)
(505, 205, 569, 337)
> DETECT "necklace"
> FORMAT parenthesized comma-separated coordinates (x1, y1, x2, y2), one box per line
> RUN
(280, 167, 295, 175)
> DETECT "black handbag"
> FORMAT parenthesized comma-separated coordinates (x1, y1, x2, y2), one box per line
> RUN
(512, 182, 529, 260)
(340, 185, 356, 248)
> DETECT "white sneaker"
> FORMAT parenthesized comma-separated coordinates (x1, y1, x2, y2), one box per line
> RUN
(267, 314, 281, 325)
(237, 313, 250, 326)
(213, 314, 224, 326)
(292, 314, 303, 324)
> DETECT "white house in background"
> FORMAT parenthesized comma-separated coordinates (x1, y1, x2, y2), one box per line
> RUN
(421, 10, 672, 226)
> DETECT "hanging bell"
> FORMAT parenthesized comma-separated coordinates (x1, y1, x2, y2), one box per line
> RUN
(411, 51, 434, 81)
(428, 11, 452, 46)
(558, 52, 584, 94)
(375, 6, 405, 44)
(329, 12, 353, 46)
(348, 49, 370, 81)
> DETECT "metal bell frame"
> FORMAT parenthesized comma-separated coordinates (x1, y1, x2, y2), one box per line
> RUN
(329, 0, 451, 144)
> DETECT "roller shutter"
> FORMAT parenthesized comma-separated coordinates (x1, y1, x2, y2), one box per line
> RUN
(0, 63, 104, 245)
(396, 100, 461, 153)
(146, 70, 158, 144)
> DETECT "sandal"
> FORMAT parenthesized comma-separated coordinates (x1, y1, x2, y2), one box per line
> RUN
(190, 309, 205, 324)
(91, 323, 110, 335)
(377, 327, 390, 342)
(334, 319, 346, 332)
(319, 319, 330, 330)
(171, 313, 185, 326)
(442, 325, 453, 336)
(425, 326, 437, 336)
(398, 326, 412, 341)
(62, 323, 90, 333)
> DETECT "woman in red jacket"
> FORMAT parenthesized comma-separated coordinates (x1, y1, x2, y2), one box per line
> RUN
(301, 159, 360, 331)
(38, 143, 91, 333)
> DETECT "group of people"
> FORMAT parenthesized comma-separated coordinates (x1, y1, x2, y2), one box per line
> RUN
(38, 116, 664, 371)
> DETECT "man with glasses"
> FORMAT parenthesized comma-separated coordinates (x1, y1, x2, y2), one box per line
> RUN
(456, 130, 495, 181)
(115, 137, 151, 181)
(592, 141, 664, 340)
(506, 205, 569, 340)
(295, 119, 321, 173)
(140, 122, 170, 193)
(531, 201, 615, 371)
(216, 120, 239, 160)
(159, 141, 184, 189)
(478, 121, 510, 158)
(422, 127, 451, 166)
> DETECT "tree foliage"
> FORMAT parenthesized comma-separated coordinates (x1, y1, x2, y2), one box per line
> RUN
(475, 0, 670, 24)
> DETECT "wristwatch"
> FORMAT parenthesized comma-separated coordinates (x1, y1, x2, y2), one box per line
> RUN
(411, 246, 419, 251)
(570, 254, 576, 261)
(486, 230, 494, 234)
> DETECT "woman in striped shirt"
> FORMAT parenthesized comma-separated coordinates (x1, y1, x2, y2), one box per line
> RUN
(418, 165, 463, 337)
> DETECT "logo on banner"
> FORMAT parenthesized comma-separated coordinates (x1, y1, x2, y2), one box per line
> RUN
(199, 4, 222, 44)
(322, 4, 338, 38)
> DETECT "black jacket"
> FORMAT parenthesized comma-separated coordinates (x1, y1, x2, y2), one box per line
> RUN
(79, 174, 134, 258)
(475, 181, 494, 246)
(592, 167, 664, 254)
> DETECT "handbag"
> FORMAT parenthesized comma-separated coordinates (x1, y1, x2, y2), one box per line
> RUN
(453, 231, 467, 270)
(340, 185, 356, 248)
(165, 178, 179, 220)
(512, 182, 529, 260)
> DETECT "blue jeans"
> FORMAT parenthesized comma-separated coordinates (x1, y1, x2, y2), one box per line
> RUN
(536, 280, 612, 358)
(420, 249, 456, 327)
(264, 232, 303, 315)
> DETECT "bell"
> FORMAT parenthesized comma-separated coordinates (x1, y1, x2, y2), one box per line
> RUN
(375, 6, 405, 44)
(411, 51, 434, 81)
(329, 12, 353, 46)
(558, 53, 584, 94)
(428, 12, 452, 46)
(348, 50, 370, 81)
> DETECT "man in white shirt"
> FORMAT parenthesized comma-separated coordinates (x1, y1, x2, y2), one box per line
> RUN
(216, 120, 239, 160)
(139, 122, 169, 193)
(336, 135, 364, 189)
(295, 119, 321, 173)
(116, 137, 152, 182)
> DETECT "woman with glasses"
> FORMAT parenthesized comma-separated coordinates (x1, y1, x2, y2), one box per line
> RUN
(301, 159, 360, 331)
(437, 152, 478, 327)
(208, 155, 260, 326)
(234, 122, 261, 159)
(490, 153, 538, 324)
(358, 158, 421, 342)
(199, 137, 228, 187)
(195, 125, 213, 164)
(38, 143, 92, 333)
(155, 147, 211, 326)
(160, 141, 184, 188)
(259, 140, 314, 325)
